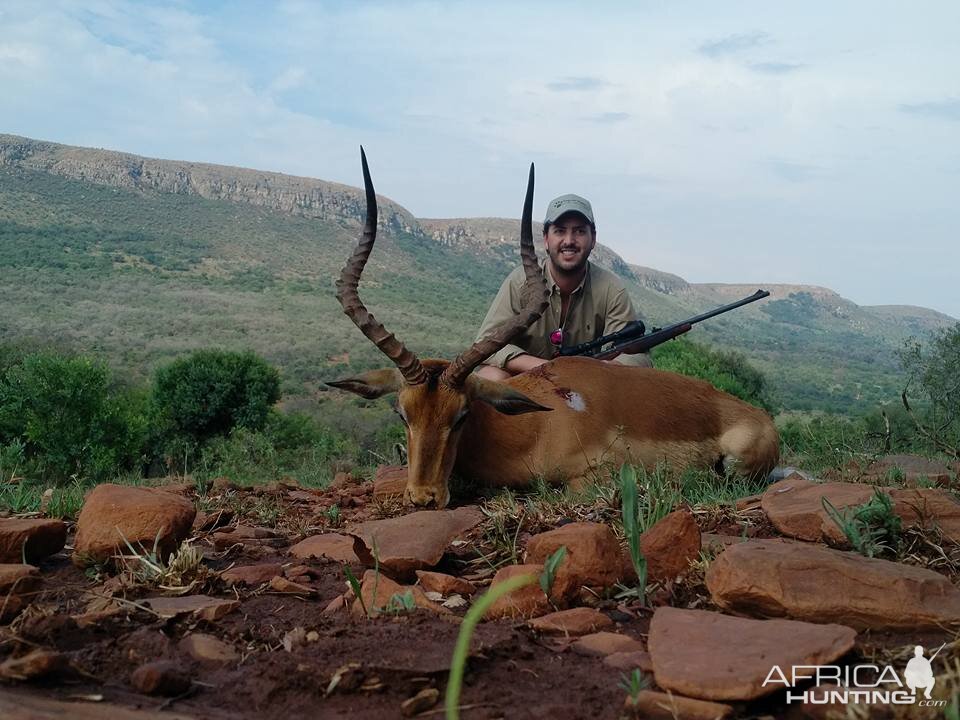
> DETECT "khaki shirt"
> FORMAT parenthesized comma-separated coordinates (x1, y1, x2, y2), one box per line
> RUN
(476, 260, 650, 368)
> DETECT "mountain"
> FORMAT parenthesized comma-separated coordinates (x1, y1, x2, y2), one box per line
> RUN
(0, 134, 954, 414)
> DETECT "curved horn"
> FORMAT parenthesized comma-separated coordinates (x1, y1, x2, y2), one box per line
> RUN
(441, 163, 549, 387)
(336, 148, 427, 385)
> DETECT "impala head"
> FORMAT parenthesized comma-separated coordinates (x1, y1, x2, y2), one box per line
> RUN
(327, 149, 550, 508)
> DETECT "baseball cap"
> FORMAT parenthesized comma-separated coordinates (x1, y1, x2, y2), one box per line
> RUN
(544, 194, 595, 226)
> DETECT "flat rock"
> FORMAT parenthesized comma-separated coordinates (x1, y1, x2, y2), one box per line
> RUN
(648, 607, 856, 701)
(701, 533, 749, 553)
(527, 607, 613, 636)
(571, 631, 645, 657)
(143, 594, 240, 621)
(889, 487, 960, 542)
(640, 508, 701, 581)
(288, 533, 363, 563)
(482, 564, 548, 620)
(220, 563, 282, 587)
(0, 564, 40, 594)
(178, 633, 239, 665)
(373, 464, 408, 499)
(0, 518, 67, 563)
(269, 576, 315, 595)
(0, 691, 197, 719)
(73, 484, 195, 566)
(706, 538, 960, 630)
(625, 690, 733, 720)
(524, 522, 621, 601)
(604, 650, 653, 672)
(415, 570, 476, 596)
(351, 569, 446, 618)
(761, 477, 874, 544)
(862, 454, 954, 487)
(346, 506, 483, 580)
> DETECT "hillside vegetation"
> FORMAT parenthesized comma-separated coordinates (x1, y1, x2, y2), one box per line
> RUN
(1, 134, 956, 417)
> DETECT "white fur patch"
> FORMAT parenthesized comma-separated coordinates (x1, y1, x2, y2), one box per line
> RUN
(564, 391, 587, 412)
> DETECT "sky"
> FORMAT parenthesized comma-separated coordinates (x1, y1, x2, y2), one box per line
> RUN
(2, 1, 959, 318)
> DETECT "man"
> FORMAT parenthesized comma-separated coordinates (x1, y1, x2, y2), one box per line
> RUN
(476, 193, 652, 380)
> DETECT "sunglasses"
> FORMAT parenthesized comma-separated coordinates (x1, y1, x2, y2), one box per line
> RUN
(549, 328, 563, 347)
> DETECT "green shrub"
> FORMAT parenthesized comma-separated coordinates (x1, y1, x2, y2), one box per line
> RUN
(651, 338, 775, 412)
(899, 324, 960, 457)
(150, 349, 281, 455)
(0, 352, 147, 483)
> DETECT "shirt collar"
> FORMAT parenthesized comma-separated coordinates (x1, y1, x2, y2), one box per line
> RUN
(542, 259, 592, 295)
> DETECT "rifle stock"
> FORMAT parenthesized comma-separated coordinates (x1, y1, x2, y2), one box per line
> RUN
(558, 289, 769, 360)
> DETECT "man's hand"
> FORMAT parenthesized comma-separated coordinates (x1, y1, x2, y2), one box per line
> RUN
(504, 354, 550, 374)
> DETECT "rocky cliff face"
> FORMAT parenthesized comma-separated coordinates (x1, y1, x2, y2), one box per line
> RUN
(0, 134, 421, 236)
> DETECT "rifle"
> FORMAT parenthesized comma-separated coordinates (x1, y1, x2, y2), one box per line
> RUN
(557, 289, 770, 360)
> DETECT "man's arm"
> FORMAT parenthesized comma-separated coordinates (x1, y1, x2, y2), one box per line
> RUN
(475, 268, 533, 369)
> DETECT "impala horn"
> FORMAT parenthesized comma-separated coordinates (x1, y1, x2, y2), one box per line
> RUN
(441, 163, 549, 387)
(335, 148, 427, 385)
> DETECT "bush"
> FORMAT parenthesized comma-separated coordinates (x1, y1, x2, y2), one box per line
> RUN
(150, 349, 281, 456)
(651, 338, 775, 412)
(899, 324, 960, 457)
(0, 352, 147, 483)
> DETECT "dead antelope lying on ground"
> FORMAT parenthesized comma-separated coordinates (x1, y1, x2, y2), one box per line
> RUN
(328, 150, 780, 508)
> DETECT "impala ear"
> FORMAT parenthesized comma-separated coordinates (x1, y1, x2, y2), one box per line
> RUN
(326, 368, 405, 399)
(467, 376, 553, 415)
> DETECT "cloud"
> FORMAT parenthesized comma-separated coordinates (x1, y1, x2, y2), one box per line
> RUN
(588, 112, 630, 124)
(766, 159, 823, 183)
(749, 62, 803, 75)
(899, 98, 960, 122)
(546, 76, 607, 92)
(699, 31, 769, 58)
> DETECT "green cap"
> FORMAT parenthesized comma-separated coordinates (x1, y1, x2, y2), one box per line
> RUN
(544, 193, 595, 226)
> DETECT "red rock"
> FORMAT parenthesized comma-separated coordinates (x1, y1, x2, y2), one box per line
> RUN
(700, 533, 749, 553)
(220, 563, 282, 587)
(0, 564, 40, 594)
(624, 690, 732, 720)
(761, 477, 873, 544)
(346, 507, 484, 580)
(0, 595, 24, 623)
(706, 538, 960, 630)
(640, 508, 701, 581)
(73, 484, 195, 567)
(288, 533, 363, 563)
(178, 633, 239, 665)
(269, 576, 314, 595)
(373, 465, 407, 499)
(862, 454, 954, 487)
(482, 564, 548, 620)
(604, 650, 653, 672)
(524, 522, 621, 601)
(890, 487, 960, 542)
(350, 570, 446, 618)
(143, 595, 240, 621)
(130, 660, 191, 696)
(648, 607, 856, 701)
(528, 607, 613, 636)
(0, 518, 67, 563)
(571, 631, 645, 657)
(287, 490, 320, 503)
(192, 508, 233, 532)
(415, 570, 476, 596)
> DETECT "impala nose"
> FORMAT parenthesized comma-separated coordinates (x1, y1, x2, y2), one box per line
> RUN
(405, 486, 449, 509)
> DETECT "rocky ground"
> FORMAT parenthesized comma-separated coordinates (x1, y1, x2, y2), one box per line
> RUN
(1, 455, 959, 719)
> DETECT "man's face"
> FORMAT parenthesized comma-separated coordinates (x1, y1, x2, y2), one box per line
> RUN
(543, 212, 596, 275)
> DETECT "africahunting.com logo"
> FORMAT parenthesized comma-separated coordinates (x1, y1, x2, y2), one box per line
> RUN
(763, 643, 946, 707)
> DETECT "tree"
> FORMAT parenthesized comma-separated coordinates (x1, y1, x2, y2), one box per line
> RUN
(899, 324, 960, 458)
(150, 349, 281, 454)
(0, 352, 146, 482)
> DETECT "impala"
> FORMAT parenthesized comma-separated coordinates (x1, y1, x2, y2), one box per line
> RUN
(328, 150, 780, 508)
